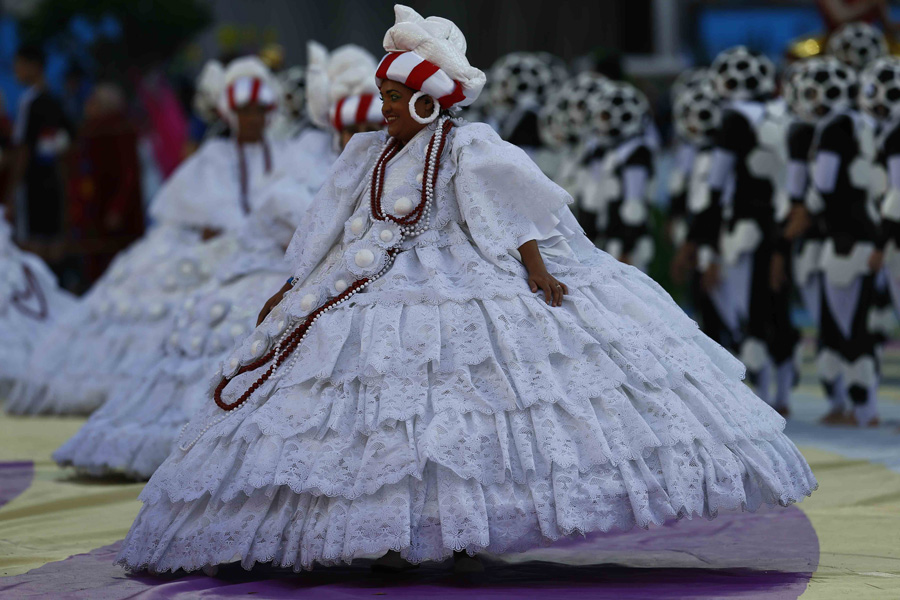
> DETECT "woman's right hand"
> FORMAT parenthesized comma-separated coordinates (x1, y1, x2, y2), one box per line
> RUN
(257, 281, 292, 326)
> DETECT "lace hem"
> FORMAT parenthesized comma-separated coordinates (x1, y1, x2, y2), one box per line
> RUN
(118, 447, 816, 573)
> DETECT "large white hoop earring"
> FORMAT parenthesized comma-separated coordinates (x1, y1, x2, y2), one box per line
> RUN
(409, 91, 440, 124)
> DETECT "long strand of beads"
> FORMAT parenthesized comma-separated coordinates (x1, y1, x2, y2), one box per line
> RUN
(209, 116, 452, 417)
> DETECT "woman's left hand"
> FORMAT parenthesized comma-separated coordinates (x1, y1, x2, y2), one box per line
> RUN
(529, 269, 568, 307)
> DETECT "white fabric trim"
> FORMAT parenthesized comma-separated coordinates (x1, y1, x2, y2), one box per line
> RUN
(819, 239, 874, 288)
(708, 149, 735, 191)
(882, 188, 900, 221)
(740, 337, 770, 373)
(721, 220, 762, 266)
(697, 245, 717, 272)
(813, 151, 841, 194)
(823, 276, 862, 340)
(786, 160, 808, 199)
(888, 155, 900, 192)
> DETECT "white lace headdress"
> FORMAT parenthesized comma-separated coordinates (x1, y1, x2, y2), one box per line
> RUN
(374, 4, 486, 109)
(218, 56, 279, 126)
(306, 41, 384, 132)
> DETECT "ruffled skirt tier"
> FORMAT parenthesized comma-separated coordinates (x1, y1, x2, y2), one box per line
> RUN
(117, 242, 817, 572)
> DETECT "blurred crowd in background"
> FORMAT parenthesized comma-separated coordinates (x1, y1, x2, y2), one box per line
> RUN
(1, 0, 896, 293)
(3, 0, 900, 419)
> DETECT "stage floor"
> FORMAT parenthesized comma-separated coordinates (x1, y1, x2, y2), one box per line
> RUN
(1, 349, 899, 599)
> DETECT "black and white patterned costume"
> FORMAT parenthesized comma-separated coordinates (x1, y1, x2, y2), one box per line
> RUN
(696, 100, 798, 404)
(784, 119, 823, 324)
(540, 72, 610, 239)
(860, 57, 900, 340)
(808, 110, 883, 424)
(669, 68, 716, 249)
(672, 79, 734, 347)
(689, 47, 798, 407)
(578, 81, 656, 271)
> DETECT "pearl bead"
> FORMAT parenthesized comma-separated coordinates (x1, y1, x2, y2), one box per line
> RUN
(276, 319, 286, 332)
(350, 216, 366, 234)
(355, 249, 375, 268)
(380, 229, 394, 242)
(210, 304, 226, 319)
(335, 279, 348, 293)
(229, 357, 239, 370)
(300, 293, 316, 311)
(251, 340, 264, 356)
(393, 197, 413, 215)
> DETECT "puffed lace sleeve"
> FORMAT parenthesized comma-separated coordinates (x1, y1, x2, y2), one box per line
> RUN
(148, 139, 242, 232)
(283, 130, 386, 284)
(452, 123, 575, 262)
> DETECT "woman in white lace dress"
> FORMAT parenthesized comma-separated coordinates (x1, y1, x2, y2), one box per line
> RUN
(118, 6, 817, 576)
(52, 47, 384, 480)
(5, 57, 337, 417)
(0, 210, 74, 398)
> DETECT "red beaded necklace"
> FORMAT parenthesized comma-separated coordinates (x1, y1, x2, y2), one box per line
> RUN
(212, 119, 453, 412)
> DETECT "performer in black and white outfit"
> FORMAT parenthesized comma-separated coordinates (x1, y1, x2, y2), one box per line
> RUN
(539, 72, 609, 240)
(860, 57, 900, 344)
(689, 46, 799, 412)
(586, 80, 656, 272)
(486, 52, 567, 170)
(668, 68, 714, 252)
(790, 56, 883, 427)
(670, 73, 734, 348)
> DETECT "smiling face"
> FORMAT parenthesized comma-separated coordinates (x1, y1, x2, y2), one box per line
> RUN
(379, 79, 436, 145)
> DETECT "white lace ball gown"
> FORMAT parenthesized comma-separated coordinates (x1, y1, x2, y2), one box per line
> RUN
(5, 129, 333, 416)
(53, 132, 337, 478)
(117, 121, 817, 573)
(0, 214, 74, 397)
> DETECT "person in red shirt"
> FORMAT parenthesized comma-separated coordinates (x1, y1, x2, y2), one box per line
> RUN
(68, 83, 144, 283)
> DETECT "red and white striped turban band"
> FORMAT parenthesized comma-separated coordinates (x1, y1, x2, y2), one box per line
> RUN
(227, 76, 277, 111)
(329, 93, 385, 132)
(375, 51, 467, 109)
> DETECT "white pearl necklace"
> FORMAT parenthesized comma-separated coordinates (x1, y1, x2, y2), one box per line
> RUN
(184, 117, 450, 450)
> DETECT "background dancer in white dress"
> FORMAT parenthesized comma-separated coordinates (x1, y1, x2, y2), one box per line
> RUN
(0, 209, 74, 398)
(53, 47, 384, 480)
(4, 57, 289, 416)
(116, 4, 816, 578)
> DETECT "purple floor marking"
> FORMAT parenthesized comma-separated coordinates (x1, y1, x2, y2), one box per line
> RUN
(0, 505, 818, 600)
(0, 461, 34, 509)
